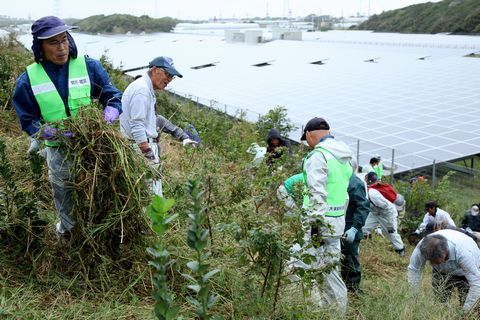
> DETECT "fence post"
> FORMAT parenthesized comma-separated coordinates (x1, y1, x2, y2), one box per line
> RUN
(356, 139, 360, 171)
(432, 160, 436, 190)
(390, 148, 395, 185)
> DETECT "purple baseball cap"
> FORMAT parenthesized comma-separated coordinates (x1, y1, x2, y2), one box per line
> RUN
(32, 16, 77, 40)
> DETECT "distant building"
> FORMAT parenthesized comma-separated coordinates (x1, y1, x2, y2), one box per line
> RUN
(245, 30, 264, 44)
(173, 22, 259, 32)
(334, 16, 369, 29)
(272, 28, 302, 41)
(225, 29, 245, 43)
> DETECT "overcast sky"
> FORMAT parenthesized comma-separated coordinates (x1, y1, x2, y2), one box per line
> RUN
(4, 0, 442, 20)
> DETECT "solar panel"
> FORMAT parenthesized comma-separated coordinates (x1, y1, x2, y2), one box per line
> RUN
(16, 30, 480, 173)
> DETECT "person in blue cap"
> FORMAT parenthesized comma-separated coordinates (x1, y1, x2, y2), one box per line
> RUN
(12, 16, 123, 241)
(120, 56, 197, 197)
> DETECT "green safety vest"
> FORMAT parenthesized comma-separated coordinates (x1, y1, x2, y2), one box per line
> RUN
(26, 56, 91, 146)
(302, 146, 352, 217)
(374, 162, 383, 179)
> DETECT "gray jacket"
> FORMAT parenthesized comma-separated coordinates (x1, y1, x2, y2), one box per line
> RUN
(156, 114, 189, 141)
(408, 229, 480, 311)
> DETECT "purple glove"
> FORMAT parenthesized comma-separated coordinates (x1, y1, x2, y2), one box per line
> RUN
(41, 126, 58, 140)
(104, 106, 120, 123)
(41, 127, 73, 140)
(63, 131, 73, 139)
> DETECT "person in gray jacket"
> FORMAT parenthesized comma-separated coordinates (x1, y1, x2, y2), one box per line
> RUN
(408, 229, 480, 313)
(120, 56, 196, 196)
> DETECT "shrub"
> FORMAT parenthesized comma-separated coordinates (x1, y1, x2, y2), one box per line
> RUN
(256, 106, 297, 140)
(0, 34, 32, 111)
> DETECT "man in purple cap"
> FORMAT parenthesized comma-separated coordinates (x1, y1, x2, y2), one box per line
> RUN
(12, 16, 122, 240)
(120, 56, 196, 196)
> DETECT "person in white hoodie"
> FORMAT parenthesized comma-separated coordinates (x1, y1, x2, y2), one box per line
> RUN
(292, 117, 352, 314)
(362, 172, 405, 256)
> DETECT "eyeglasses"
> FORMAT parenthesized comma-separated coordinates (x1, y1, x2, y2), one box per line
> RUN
(161, 68, 175, 81)
(45, 37, 69, 48)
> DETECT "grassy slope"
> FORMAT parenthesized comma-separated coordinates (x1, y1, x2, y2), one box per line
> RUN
(358, 0, 480, 34)
(1, 98, 478, 319)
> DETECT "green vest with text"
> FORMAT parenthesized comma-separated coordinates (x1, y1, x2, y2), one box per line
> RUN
(302, 146, 352, 217)
(26, 56, 91, 146)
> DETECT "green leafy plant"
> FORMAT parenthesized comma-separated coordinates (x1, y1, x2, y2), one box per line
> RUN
(146, 195, 179, 320)
(0, 34, 32, 111)
(256, 106, 297, 139)
(396, 172, 454, 234)
(99, 53, 130, 92)
(183, 179, 220, 320)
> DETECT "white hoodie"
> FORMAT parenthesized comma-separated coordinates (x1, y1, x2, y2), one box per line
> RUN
(304, 136, 353, 236)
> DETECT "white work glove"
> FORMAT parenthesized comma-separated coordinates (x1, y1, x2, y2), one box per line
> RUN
(182, 138, 198, 147)
(466, 227, 473, 233)
(344, 227, 358, 244)
(26, 138, 40, 156)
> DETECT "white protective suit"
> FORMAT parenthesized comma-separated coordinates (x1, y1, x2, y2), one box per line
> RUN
(301, 136, 352, 314)
(363, 188, 405, 251)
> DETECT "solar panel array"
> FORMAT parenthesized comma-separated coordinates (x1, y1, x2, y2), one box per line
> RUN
(18, 30, 480, 173)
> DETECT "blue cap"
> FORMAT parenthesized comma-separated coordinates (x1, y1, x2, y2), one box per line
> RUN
(148, 56, 183, 78)
(32, 16, 77, 40)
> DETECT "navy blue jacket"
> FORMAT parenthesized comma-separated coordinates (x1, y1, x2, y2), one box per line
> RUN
(345, 174, 370, 236)
(13, 56, 122, 136)
(462, 213, 480, 232)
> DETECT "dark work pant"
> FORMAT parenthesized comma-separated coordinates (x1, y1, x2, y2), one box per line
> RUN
(432, 269, 469, 305)
(341, 238, 362, 292)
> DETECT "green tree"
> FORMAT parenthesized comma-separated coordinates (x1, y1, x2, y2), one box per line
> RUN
(256, 106, 297, 140)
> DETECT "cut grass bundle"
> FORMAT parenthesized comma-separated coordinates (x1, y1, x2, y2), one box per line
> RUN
(54, 105, 155, 285)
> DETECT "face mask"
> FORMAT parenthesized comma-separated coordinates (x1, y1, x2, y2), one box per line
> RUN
(472, 209, 479, 216)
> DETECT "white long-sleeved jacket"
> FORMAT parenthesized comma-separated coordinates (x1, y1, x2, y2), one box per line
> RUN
(416, 208, 456, 233)
(120, 73, 158, 144)
(408, 229, 480, 311)
(304, 136, 352, 236)
(368, 188, 398, 230)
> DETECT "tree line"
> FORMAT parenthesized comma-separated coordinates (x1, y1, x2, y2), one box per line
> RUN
(69, 14, 179, 34)
(358, 0, 480, 34)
